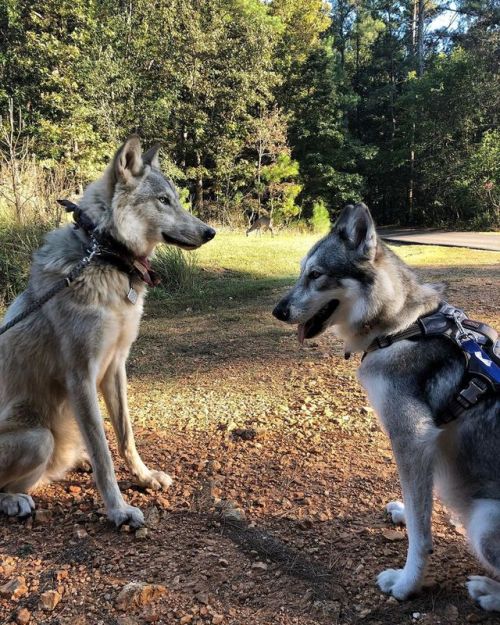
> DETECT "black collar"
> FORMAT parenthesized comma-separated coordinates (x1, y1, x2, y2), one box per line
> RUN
(57, 199, 160, 287)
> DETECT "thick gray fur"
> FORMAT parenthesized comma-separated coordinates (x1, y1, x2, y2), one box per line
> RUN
(273, 202, 500, 611)
(0, 136, 215, 528)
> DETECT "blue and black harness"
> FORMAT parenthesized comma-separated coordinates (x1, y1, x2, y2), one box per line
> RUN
(364, 302, 500, 425)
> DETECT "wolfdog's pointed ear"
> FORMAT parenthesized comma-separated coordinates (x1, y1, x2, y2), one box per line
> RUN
(114, 135, 143, 184)
(143, 144, 161, 169)
(334, 202, 377, 260)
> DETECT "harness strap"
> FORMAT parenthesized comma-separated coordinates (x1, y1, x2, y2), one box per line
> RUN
(362, 302, 499, 426)
(364, 322, 422, 353)
(0, 238, 99, 337)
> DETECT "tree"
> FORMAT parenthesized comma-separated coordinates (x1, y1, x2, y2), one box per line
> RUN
(287, 39, 365, 214)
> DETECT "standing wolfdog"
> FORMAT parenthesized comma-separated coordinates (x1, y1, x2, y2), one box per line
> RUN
(0, 136, 215, 528)
(273, 203, 500, 612)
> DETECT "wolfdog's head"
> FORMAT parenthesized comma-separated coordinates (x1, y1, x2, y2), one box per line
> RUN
(273, 203, 381, 342)
(81, 136, 215, 257)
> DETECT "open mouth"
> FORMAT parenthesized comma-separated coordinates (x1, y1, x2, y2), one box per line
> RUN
(162, 233, 199, 250)
(297, 299, 339, 344)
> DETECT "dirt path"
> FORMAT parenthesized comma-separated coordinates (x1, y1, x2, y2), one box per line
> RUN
(0, 262, 499, 625)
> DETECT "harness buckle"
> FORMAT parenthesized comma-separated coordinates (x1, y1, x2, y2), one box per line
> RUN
(377, 336, 392, 349)
(456, 377, 489, 408)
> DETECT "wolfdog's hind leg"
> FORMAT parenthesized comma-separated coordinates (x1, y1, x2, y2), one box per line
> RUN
(0, 427, 54, 517)
(466, 499, 500, 611)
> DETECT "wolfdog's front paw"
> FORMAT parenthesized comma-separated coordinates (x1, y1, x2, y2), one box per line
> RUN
(377, 568, 420, 600)
(108, 504, 144, 529)
(467, 576, 500, 612)
(386, 501, 406, 525)
(0, 493, 35, 518)
(136, 470, 173, 491)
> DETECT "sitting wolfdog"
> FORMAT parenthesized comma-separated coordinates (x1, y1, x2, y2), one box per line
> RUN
(273, 203, 500, 612)
(0, 136, 215, 528)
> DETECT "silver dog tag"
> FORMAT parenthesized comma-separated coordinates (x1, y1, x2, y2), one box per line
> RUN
(127, 287, 138, 304)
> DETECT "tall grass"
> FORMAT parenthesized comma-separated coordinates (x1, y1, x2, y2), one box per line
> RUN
(0, 220, 53, 306)
(150, 246, 201, 295)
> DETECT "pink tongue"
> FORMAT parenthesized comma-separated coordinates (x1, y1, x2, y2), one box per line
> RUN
(297, 324, 306, 345)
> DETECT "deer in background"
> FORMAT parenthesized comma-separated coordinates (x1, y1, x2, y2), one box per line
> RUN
(245, 211, 274, 237)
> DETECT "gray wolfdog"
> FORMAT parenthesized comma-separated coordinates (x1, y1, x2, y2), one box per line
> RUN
(273, 203, 500, 612)
(0, 136, 215, 528)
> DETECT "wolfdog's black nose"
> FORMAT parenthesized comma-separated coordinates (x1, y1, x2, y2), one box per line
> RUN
(203, 227, 216, 242)
(272, 301, 290, 321)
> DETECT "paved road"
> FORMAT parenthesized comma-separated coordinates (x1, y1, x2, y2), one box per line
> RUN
(378, 227, 500, 252)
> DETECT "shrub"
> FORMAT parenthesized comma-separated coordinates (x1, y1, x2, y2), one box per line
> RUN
(309, 200, 331, 233)
(0, 221, 52, 306)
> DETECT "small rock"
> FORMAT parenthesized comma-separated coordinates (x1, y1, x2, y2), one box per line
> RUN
(156, 495, 170, 510)
(382, 529, 405, 541)
(142, 604, 160, 623)
(218, 558, 229, 568)
(56, 570, 69, 582)
(40, 590, 62, 611)
(412, 613, 421, 620)
(15, 608, 31, 625)
(144, 506, 161, 528)
(179, 616, 193, 625)
(73, 527, 88, 539)
(387, 596, 399, 605)
(214, 500, 246, 524)
(0, 577, 28, 599)
(115, 582, 166, 611)
(251, 561, 268, 572)
(135, 527, 149, 539)
(230, 428, 257, 441)
(212, 616, 224, 625)
(69, 485, 82, 494)
(312, 600, 341, 617)
(194, 591, 209, 605)
(35, 509, 52, 524)
(117, 617, 139, 625)
(443, 604, 459, 621)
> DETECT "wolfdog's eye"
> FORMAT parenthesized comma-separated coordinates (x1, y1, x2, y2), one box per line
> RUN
(158, 196, 170, 205)
(308, 270, 322, 280)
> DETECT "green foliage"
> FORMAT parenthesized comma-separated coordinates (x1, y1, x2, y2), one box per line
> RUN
(0, 0, 498, 229)
(286, 39, 366, 213)
(309, 200, 331, 233)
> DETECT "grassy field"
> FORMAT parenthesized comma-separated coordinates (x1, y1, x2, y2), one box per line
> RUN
(150, 230, 500, 312)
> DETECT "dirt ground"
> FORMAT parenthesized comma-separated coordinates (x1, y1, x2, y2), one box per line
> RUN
(0, 258, 499, 625)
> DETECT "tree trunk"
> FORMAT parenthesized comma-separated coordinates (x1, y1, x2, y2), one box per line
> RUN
(417, 0, 425, 76)
(194, 150, 203, 215)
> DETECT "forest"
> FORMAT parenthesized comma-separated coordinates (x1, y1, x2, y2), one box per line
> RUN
(1, 0, 499, 228)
